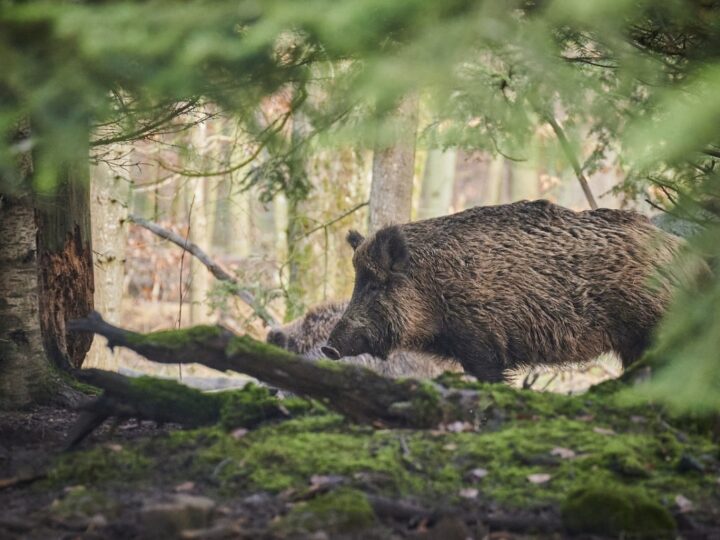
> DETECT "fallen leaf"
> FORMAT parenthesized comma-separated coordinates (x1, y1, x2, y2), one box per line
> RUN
(675, 494, 694, 513)
(469, 468, 489, 480)
(175, 481, 195, 492)
(527, 473, 551, 484)
(550, 447, 576, 459)
(309, 474, 345, 490)
(459, 488, 479, 499)
(593, 427, 616, 436)
(446, 421, 472, 433)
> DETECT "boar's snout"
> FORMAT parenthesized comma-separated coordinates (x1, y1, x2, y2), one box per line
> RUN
(321, 345, 341, 360)
(266, 328, 287, 349)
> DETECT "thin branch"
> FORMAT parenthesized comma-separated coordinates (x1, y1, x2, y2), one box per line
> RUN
(127, 215, 279, 327)
(545, 115, 598, 210)
(157, 109, 292, 178)
(91, 100, 200, 147)
(300, 201, 369, 239)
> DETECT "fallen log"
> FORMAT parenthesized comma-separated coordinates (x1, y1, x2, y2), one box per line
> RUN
(68, 312, 487, 429)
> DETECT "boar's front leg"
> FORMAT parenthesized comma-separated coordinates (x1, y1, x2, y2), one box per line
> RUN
(442, 340, 508, 383)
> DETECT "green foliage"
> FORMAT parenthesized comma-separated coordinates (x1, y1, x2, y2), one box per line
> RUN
(624, 228, 720, 413)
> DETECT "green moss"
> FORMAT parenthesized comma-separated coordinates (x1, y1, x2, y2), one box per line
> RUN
(126, 325, 223, 349)
(225, 335, 296, 359)
(219, 383, 288, 429)
(275, 488, 376, 534)
(128, 376, 222, 426)
(57, 368, 101, 396)
(562, 485, 676, 538)
(47, 446, 150, 486)
(40, 373, 719, 532)
(49, 486, 117, 519)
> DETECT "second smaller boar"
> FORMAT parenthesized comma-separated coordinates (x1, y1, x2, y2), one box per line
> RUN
(266, 301, 459, 379)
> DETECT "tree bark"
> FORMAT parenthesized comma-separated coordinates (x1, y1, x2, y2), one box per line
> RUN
(284, 112, 311, 321)
(35, 156, 95, 371)
(369, 95, 419, 233)
(0, 122, 91, 408)
(418, 148, 456, 219)
(0, 197, 58, 407)
(84, 156, 130, 369)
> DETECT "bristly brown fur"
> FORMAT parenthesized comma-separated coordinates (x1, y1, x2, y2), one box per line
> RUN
(326, 200, 684, 382)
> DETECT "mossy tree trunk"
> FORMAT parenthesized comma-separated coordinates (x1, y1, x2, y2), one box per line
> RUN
(0, 122, 92, 408)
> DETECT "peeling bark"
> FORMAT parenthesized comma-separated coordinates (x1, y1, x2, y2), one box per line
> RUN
(37, 225, 94, 370)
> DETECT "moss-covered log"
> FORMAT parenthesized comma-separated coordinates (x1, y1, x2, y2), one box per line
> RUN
(68, 312, 487, 429)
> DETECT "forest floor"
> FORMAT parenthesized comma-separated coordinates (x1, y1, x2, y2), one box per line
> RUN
(1, 377, 719, 540)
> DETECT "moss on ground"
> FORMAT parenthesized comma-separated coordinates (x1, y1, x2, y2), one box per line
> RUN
(562, 485, 676, 538)
(49, 486, 118, 520)
(44, 374, 720, 536)
(274, 488, 377, 535)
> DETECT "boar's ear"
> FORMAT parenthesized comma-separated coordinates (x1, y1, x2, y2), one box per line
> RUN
(373, 225, 409, 274)
(346, 230, 365, 251)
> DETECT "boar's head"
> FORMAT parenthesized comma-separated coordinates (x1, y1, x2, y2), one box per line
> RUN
(322, 225, 432, 361)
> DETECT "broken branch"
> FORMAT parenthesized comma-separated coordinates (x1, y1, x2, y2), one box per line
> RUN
(127, 215, 279, 326)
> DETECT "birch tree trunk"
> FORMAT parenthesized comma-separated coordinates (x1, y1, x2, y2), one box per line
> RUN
(84, 155, 130, 370)
(417, 148, 456, 219)
(368, 95, 419, 233)
(0, 122, 92, 408)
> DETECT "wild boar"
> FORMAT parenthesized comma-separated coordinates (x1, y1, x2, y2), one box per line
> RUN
(266, 301, 459, 378)
(322, 200, 683, 382)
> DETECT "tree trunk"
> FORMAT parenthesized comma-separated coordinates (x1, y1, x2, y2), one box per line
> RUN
(368, 95, 419, 233)
(0, 122, 92, 408)
(35, 159, 94, 372)
(284, 112, 311, 321)
(188, 176, 210, 325)
(0, 196, 59, 408)
(418, 148, 456, 219)
(84, 156, 130, 370)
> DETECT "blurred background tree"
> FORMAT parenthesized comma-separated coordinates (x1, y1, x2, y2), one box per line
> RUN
(0, 0, 718, 409)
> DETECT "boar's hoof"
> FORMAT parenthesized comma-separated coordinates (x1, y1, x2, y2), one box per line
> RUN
(321, 346, 341, 360)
